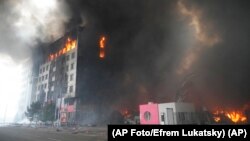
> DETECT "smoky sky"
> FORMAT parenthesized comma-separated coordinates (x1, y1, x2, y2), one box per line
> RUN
(66, 0, 181, 109)
(2, 0, 250, 110)
(193, 0, 250, 107)
(63, 0, 250, 110)
(0, 0, 70, 63)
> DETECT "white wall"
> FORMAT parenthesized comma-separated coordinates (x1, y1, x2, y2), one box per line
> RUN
(65, 47, 77, 98)
(158, 102, 195, 125)
(36, 62, 50, 102)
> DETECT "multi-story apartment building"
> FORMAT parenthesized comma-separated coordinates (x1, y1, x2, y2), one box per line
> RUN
(35, 28, 79, 123)
(34, 26, 112, 125)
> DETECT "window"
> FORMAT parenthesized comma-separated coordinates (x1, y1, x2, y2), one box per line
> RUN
(42, 76, 44, 81)
(178, 112, 185, 123)
(51, 85, 54, 91)
(53, 66, 56, 72)
(52, 76, 55, 81)
(71, 52, 75, 59)
(44, 83, 47, 89)
(144, 111, 151, 121)
(43, 67, 45, 73)
(70, 74, 74, 81)
(40, 69, 42, 74)
(66, 65, 68, 72)
(45, 74, 48, 80)
(66, 55, 70, 61)
(161, 113, 165, 122)
(46, 65, 49, 71)
(71, 63, 74, 70)
(39, 77, 41, 82)
(64, 74, 68, 81)
(69, 86, 73, 93)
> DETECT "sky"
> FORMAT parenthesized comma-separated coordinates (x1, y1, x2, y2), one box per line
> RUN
(0, 0, 250, 119)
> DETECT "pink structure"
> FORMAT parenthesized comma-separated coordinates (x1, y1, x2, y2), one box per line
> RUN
(139, 102, 160, 124)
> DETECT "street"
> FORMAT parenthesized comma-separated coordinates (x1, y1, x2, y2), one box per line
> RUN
(0, 126, 106, 141)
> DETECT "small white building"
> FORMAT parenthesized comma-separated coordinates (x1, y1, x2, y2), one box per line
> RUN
(140, 102, 197, 125)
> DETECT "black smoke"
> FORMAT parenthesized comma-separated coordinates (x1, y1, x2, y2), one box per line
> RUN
(65, 0, 250, 114)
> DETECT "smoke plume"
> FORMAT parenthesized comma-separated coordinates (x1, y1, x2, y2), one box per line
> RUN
(0, 0, 70, 61)
(176, 0, 221, 75)
(0, 0, 71, 123)
(67, 0, 250, 112)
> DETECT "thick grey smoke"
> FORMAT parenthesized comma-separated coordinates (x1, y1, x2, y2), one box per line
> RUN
(67, 0, 185, 112)
(176, 0, 221, 75)
(67, 0, 250, 113)
(0, 0, 70, 61)
(0, 0, 71, 123)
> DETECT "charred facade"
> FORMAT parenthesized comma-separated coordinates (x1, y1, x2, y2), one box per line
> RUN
(34, 28, 79, 124)
(33, 27, 112, 125)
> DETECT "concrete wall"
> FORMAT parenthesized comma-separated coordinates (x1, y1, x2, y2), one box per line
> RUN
(158, 103, 176, 124)
(174, 102, 195, 113)
(158, 102, 196, 125)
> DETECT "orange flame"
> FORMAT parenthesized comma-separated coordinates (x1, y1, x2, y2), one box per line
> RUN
(226, 111, 247, 123)
(99, 36, 106, 59)
(213, 109, 247, 123)
(99, 50, 105, 58)
(241, 117, 247, 122)
(48, 37, 77, 61)
(214, 117, 221, 122)
(100, 36, 106, 49)
(121, 109, 132, 118)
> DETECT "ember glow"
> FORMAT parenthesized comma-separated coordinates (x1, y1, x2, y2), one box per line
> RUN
(120, 109, 132, 119)
(213, 109, 247, 123)
(48, 37, 77, 61)
(213, 117, 221, 122)
(99, 36, 106, 59)
(99, 50, 105, 59)
(226, 112, 247, 123)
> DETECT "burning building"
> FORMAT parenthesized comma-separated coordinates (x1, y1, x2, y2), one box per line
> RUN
(28, 0, 250, 126)
(35, 29, 78, 124)
(33, 26, 113, 125)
